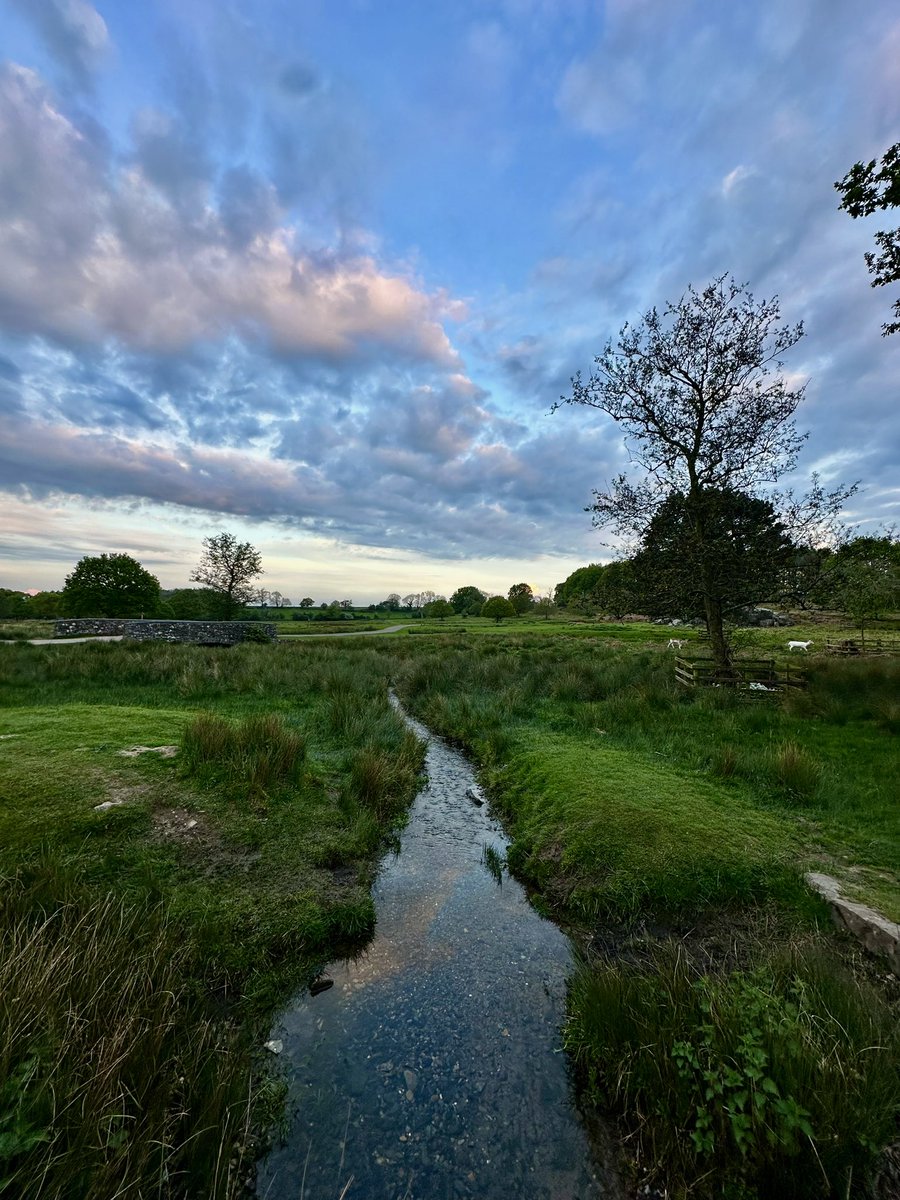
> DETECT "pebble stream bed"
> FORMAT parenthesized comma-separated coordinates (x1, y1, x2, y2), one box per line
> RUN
(255, 697, 620, 1200)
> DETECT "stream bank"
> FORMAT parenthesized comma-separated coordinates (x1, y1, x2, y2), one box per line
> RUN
(256, 699, 623, 1200)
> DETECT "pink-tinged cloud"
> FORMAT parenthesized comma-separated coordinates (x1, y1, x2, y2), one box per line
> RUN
(0, 64, 462, 366)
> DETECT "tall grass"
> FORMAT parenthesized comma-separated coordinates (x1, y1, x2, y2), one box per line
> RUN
(0, 868, 252, 1199)
(566, 943, 900, 1198)
(181, 712, 306, 797)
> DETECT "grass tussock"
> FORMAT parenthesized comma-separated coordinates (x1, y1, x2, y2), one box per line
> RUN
(0, 869, 252, 1200)
(181, 711, 306, 797)
(770, 740, 822, 802)
(566, 944, 899, 1199)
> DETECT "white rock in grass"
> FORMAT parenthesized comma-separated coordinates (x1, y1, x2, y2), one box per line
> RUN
(264, 1039, 284, 1054)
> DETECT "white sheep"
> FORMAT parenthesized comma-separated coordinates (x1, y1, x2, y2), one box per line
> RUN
(667, 638, 686, 650)
(786, 639, 812, 652)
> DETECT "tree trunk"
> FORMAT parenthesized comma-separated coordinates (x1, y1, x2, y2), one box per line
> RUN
(702, 590, 733, 679)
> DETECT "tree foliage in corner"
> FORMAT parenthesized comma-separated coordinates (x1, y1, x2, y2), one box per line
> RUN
(556, 276, 852, 674)
(835, 142, 900, 335)
(190, 533, 263, 619)
(62, 553, 161, 618)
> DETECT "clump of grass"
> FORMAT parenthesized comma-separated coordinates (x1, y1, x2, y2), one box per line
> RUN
(770, 741, 821, 802)
(709, 744, 739, 779)
(0, 870, 251, 1199)
(181, 712, 306, 797)
(566, 943, 899, 1198)
(344, 728, 423, 821)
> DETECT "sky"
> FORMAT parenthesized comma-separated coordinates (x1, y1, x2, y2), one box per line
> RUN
(0, 0, 897, 604)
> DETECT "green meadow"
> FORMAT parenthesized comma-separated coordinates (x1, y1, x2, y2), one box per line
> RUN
(0, 628, 897, 1198)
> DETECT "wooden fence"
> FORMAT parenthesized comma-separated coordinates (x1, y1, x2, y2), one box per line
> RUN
(824, 638, 900, 657)
(674, 657, 807, 694)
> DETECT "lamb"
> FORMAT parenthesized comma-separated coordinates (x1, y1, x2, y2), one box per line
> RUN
(786, 639, 812, 652)
(667, 638, 685, 650)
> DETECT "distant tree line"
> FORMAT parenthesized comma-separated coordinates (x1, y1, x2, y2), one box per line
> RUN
(554, 532, 900, 636)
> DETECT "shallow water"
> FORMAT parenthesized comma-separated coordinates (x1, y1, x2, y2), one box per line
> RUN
(256, 700, 617, 1200)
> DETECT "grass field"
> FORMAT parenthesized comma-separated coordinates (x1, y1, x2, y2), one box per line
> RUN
(0, 640, 423, 1198)
(1, 628, 898, 1198)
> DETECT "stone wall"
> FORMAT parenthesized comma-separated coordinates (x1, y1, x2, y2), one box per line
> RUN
(54, 618, 276, 644)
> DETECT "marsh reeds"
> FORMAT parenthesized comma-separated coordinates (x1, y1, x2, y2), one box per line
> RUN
(181, 711, 306, 797)
(0, 868, 251, 1199)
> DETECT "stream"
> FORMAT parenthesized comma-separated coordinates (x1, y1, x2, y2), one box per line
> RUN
(255, 697, 620, 1200)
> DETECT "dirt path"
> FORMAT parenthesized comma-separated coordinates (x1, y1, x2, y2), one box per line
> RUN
(278, 623, 414, 639)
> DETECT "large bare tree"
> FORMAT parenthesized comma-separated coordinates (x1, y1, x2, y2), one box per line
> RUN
(191, 532, 263, 620)
(556, 276, 851, 673)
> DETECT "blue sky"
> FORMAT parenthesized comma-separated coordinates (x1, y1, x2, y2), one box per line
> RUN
(0, 0, 897, 603)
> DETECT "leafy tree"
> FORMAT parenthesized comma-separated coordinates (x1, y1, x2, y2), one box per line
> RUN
(632, 488, 794, 622)
(382, 593, 402, 611)
(507, 582, 534, 615)
(450, 585, 487, 616)
(190, 532, 263, 619)
(25, 591, 63, 618)
(161, 587, 222, 621)
(481, 596, 515, 623)
(534, 594, 555, 620)
(424, 598, 454, 620)
(555, 565, 605, 608)
(818, 534, 900, 644)
(835, 142, 900, 335)
(0, 589, 28, 619)
(299, 597, 315, 608)
(557, 276, 851, 674)
(62, 553, 161, 618)
(596, 560, 639, 619)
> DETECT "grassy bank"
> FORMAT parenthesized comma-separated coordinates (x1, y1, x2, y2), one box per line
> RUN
(392, 634, 900, 1197)
(2, 631, 897, 1197)
(0, 640, 424, 1198)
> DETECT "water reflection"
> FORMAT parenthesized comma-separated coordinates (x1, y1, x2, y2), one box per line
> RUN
(256, 701, 617, 1200)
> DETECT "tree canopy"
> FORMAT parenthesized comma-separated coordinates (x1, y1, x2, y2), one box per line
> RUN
(835, 142, 900, 335)
(450, 585, 487, 616)
(632, 488, 794, 621)
(557, 276, 851, 672)
(507, 582, 534, 615)
(190, 533, 263, 619)
(481, 595, 515, 622)
(62, 553, 161, 618)
(424, 598, 454, 620)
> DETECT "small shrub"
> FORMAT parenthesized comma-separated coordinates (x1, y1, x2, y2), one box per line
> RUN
(240, 623, 272, 644)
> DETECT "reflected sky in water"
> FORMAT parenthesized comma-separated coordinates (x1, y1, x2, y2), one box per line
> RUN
(256, 703, 619, 1200)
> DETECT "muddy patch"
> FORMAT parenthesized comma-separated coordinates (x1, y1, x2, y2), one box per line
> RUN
(151, 807, 263, 875)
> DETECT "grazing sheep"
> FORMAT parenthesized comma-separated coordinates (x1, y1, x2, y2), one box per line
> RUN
(787, 640, 812, 652)
(667, 638, 686, 650)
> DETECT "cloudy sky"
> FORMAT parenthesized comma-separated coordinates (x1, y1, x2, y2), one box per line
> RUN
(1, 0, 897, 603)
